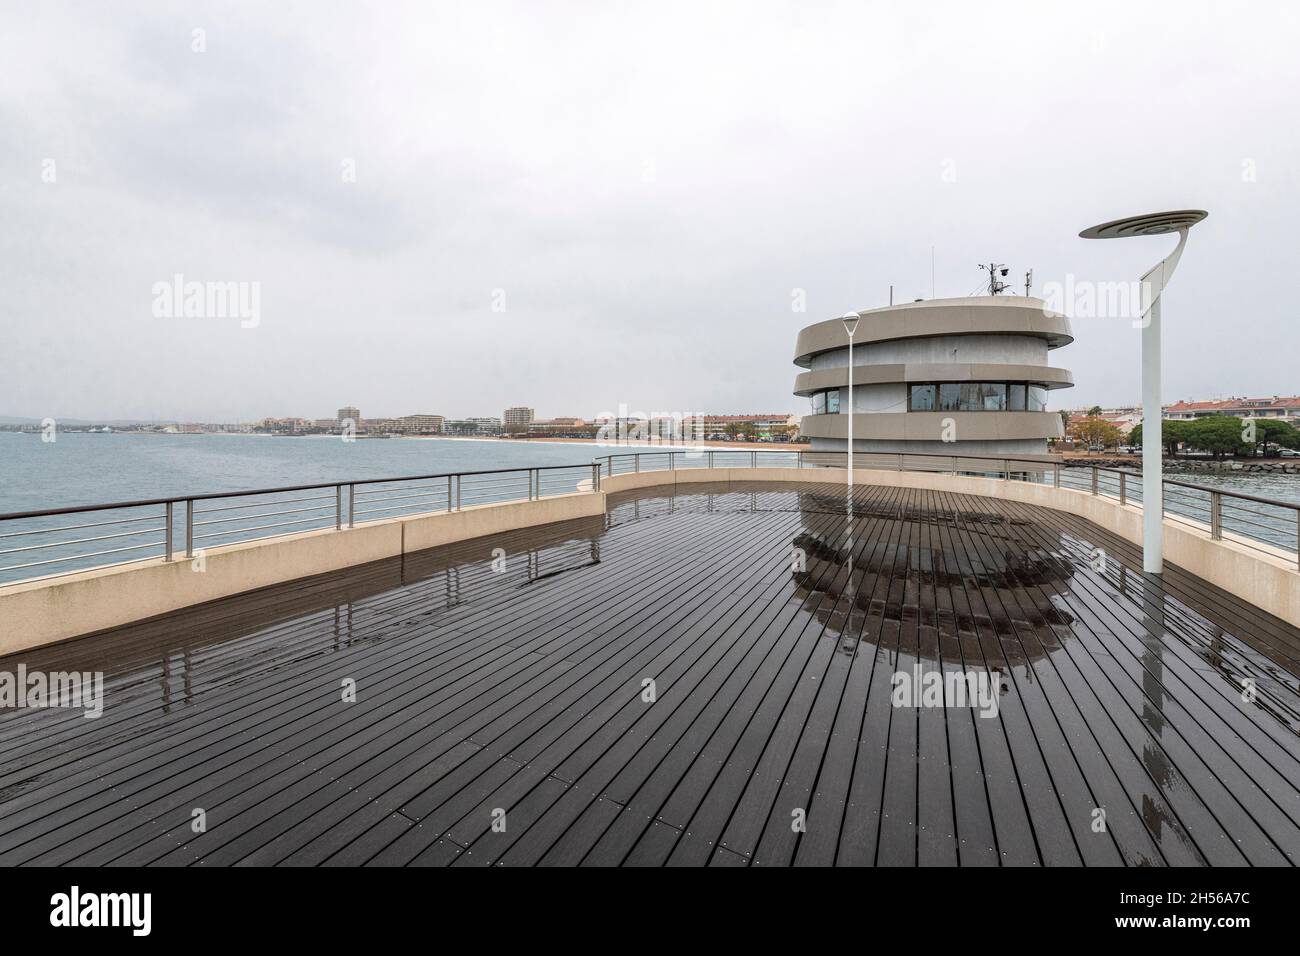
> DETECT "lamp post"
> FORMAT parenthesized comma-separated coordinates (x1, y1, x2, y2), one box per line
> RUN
(841, 312, 860, 494)
(841, 311, 860, 598)
(1079, 210, 1207, 574)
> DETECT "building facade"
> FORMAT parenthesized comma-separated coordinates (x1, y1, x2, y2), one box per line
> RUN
(337, 406, 360, 423)
(503, 407, 534, 428)
(1164, 396, 1300, 425)
(793, 296, 1073, 459)
(443, 417, 503, 436)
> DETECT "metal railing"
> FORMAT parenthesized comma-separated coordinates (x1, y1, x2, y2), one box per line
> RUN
(595, 449, 1300, 569)
(0, 463, 601, 586)
(3, 449, 1295, 588)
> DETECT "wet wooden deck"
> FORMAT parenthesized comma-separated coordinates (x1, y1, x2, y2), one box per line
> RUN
(1, 480, 1297, 866)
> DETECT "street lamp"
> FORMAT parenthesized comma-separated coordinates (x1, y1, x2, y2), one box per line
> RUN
(1079, 209, 1207, 574)
(841, 312, 860, 494)
(841, 311, 860, 597)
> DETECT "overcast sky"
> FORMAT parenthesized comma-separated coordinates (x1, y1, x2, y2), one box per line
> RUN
(3, 0, 1297, 423)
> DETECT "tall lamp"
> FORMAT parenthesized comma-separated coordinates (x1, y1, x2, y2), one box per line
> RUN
(841, 312, 860, 495)
(1079, 210, 1207, 574)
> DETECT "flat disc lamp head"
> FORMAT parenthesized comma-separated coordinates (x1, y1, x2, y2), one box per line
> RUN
(841, 312, 860, 336)
(1079, 209, 1207, 240)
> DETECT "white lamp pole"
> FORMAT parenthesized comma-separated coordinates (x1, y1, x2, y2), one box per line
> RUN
(1080, 210, 1206, 575)
(841, 312, 860, 596)
(841, 313, 860, 497)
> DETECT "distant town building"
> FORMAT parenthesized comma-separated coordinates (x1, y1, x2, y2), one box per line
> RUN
(443, 417, 503, 436)
(1164, 396, 1300, 425)
(394, 414, 444, 434)
(337, 406, 360, 423)
(701, 414, 799, 440)
(530, 417, 592, 435)
(503, 407, 534, 429)
(361, 414, 444, 435)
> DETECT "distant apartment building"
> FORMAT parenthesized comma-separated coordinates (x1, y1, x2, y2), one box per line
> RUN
(366, 414, 444, 434)
(531, 417, 592, 435)
(1164, 396, 1300, 425)
(337, 406, 360, 423)
(702, 414, 800, 440)
(258, 417, 313, 434)
(503, 407, 534, 429)
(443, 417, 503, 436)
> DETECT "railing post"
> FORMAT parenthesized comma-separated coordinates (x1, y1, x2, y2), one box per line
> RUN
(897, 453, 903, 471)
(335, 485, 342, 529)
(952, 456, 957, 476)
(709, 450, 714, 469)
(670, 452, 675, 471)
(751, 451, 756, 468)
(635, 455, 640, 473)
(1119, 472, 1127, 506)
(185, 500, 193, 557)
(348, 484, 355, 527)
(1053, 464, 1060, 488)
(447, 475, 453, 512)
(1210, 491, 1221, 540)
(1091, 467, 1098, 495)
(797, 451, 803, 470)
(592, 462, 600, 492)
(1003, 459, 1009, 480)
(455, 475, 461, 511)
(164, 501, 173, 561)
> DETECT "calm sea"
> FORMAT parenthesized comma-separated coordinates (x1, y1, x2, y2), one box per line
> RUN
(1, 431, 1296, 513)
(0, 432, 643, 514)
(0, 433, 1294, 583)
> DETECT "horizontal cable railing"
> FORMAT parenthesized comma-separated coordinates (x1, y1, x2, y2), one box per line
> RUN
(594, 449, 1300, 569)
(0, 463, 601, 586)
(3, 450, 1295, 588)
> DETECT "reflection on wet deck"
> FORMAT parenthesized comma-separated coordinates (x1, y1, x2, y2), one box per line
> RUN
(0, 481, 1297, 866)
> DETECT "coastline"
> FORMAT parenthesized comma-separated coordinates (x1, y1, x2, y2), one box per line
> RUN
(408, 435, 812, 452)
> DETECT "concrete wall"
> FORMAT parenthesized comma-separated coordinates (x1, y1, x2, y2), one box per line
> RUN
(0, 491, 604, 656)
(4, 465, 1295, 656)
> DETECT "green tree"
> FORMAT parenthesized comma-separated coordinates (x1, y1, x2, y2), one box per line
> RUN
(1130, 419, 1192, 457)
(1251, 418, 1300, 456)
(1076, 416, 1120, 452)
(1087, 405, 1102, 417)
(1185, 415, 1250, 458)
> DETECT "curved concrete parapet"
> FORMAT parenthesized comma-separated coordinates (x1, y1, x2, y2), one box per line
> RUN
(793, 363, 1073, 397)
(0, 491, 605, 655)
(793, 296, 1073, 368)
(798, 410, 1065, 442)
(5, 467, 1294, 654)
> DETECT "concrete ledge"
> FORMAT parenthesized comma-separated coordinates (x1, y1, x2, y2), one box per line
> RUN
(0, 491, 606, 655)
(603, 467, 1300, 627)
(5, 466, 1293, 654)
(400, 491, 605, 552)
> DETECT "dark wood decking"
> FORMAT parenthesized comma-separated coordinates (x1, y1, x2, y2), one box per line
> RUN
(1, 480, 1298, 866)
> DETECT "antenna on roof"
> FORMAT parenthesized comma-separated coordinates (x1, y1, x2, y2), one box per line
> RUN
(1024, 269, 1033, 297)
(978, 261, 1010, 295)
